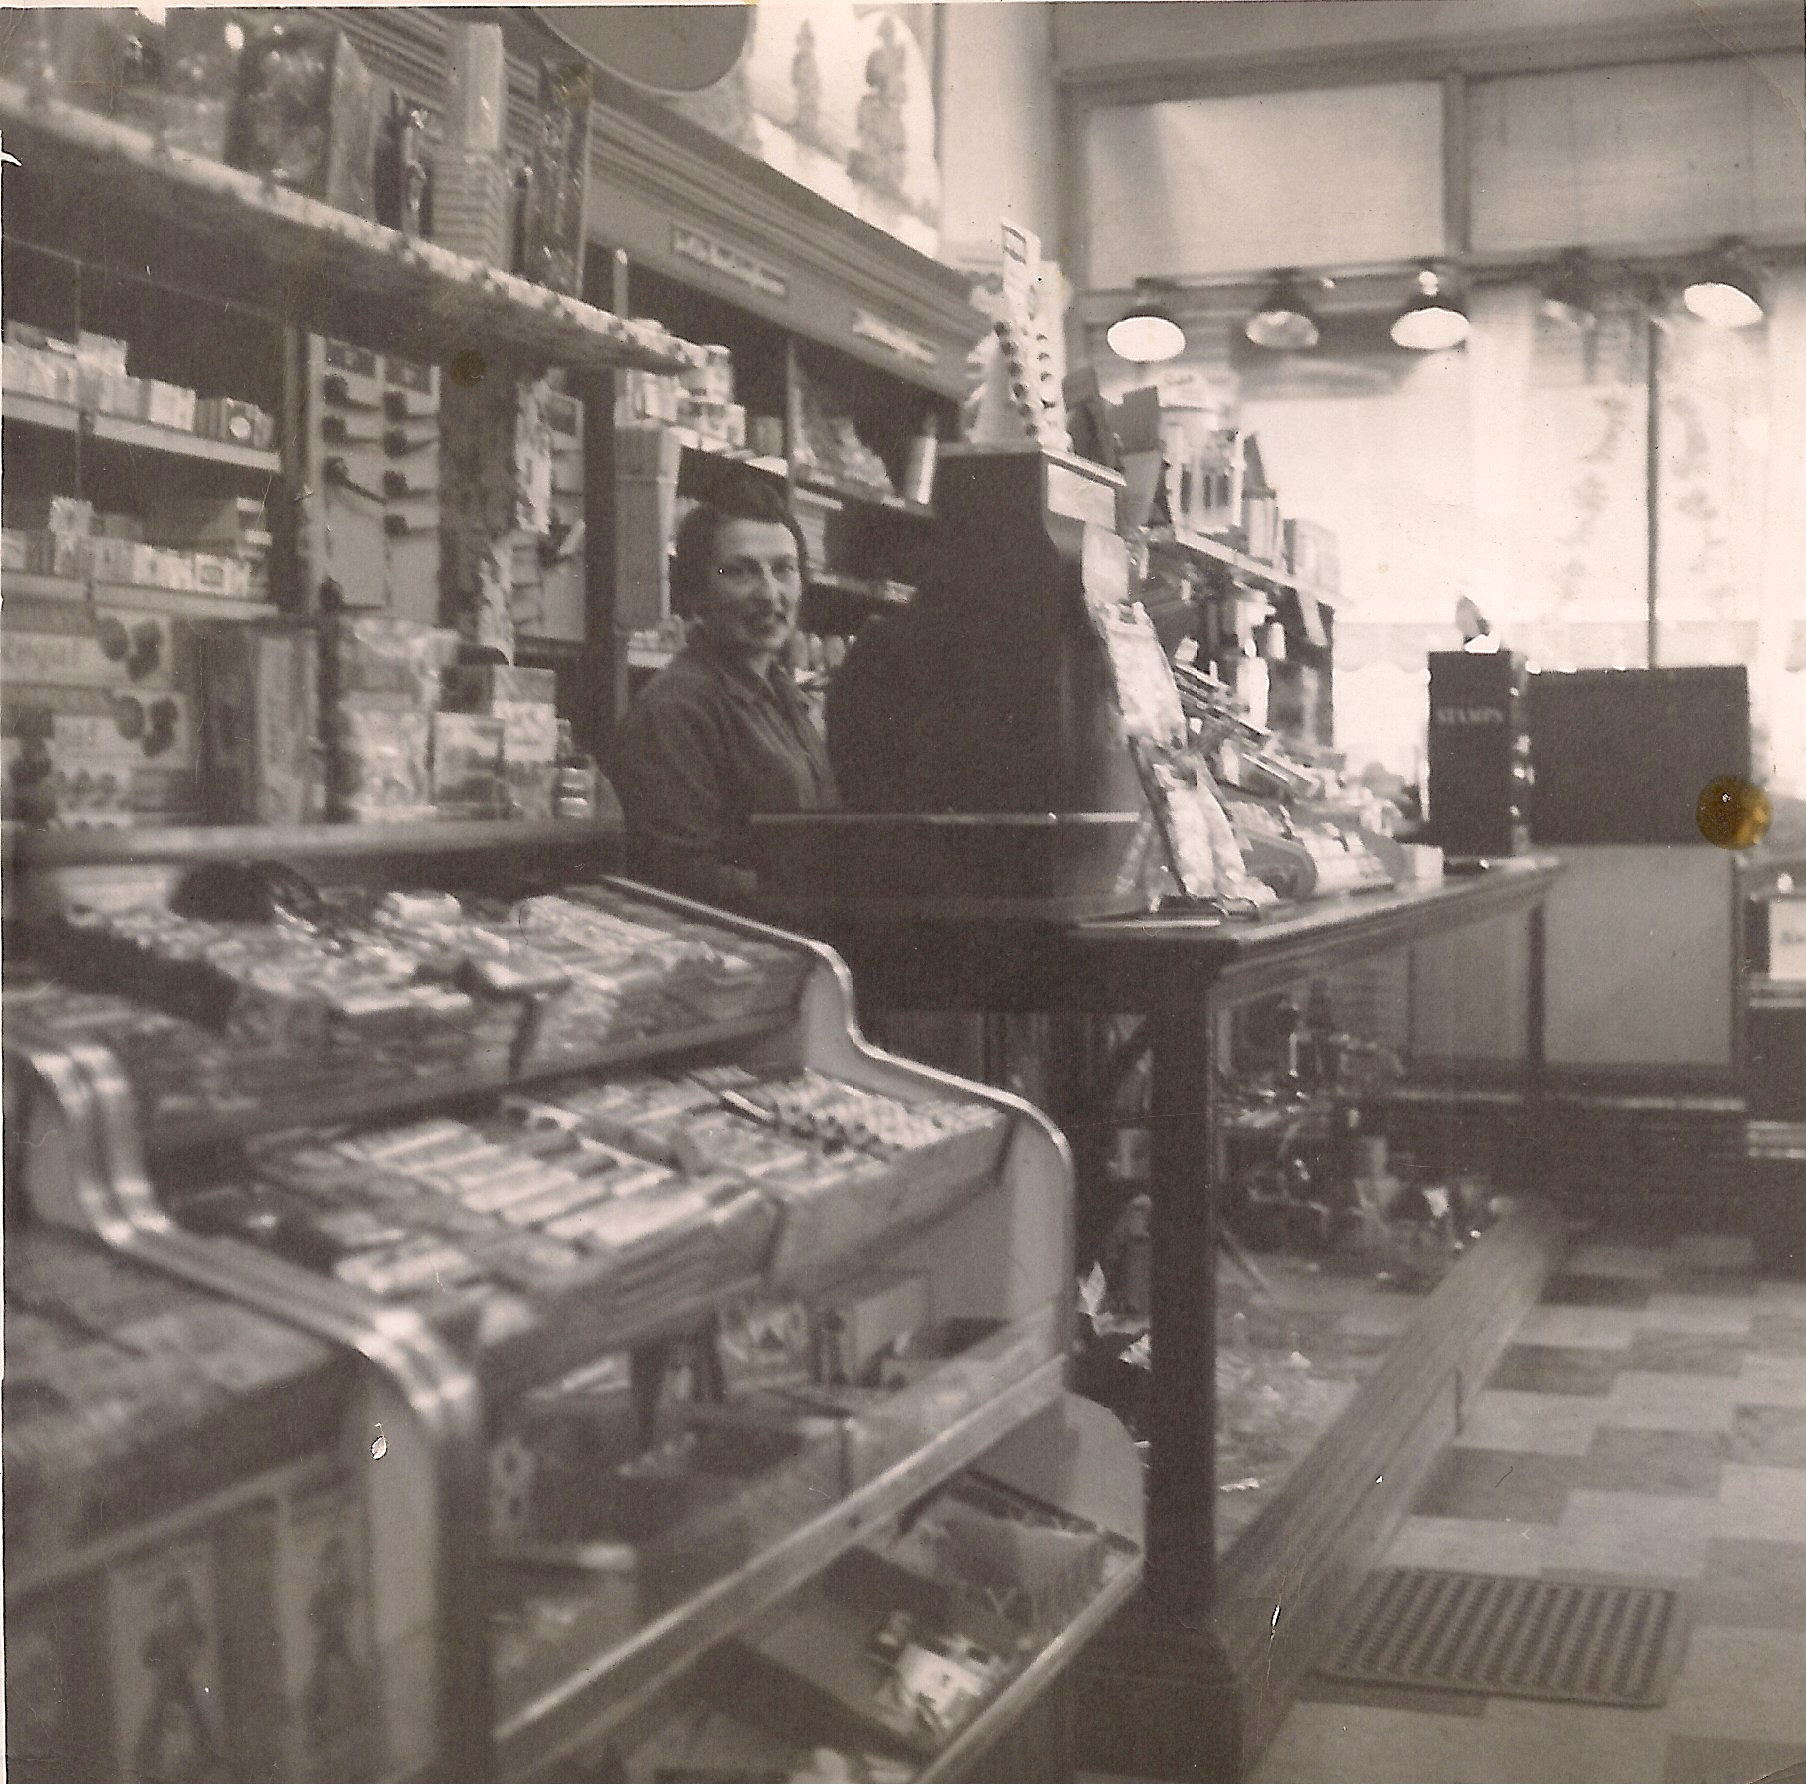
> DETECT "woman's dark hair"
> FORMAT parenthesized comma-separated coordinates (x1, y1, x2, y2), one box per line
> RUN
(669, 481, 809, 619)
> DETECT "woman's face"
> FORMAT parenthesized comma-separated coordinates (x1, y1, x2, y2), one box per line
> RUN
(697, 518, 802, 666)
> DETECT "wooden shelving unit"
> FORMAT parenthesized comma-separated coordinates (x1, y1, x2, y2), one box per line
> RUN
(3, 389, 283, 472)
(4, 42, 1141, 1784)
(0, 78, 702, 379)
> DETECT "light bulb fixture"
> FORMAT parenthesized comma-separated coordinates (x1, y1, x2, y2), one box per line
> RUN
(1390, 267, 1469, 351)
(1245, 271, 1329, 351)
(1540, 250, 1598, 331)
(1107, 281, 1186, 363)
(1682, 238, 1764, 329)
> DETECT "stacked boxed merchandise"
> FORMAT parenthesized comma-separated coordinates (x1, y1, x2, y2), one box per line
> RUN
(0, 322, 273, 449)
(322, 615, 454, 822)
(197, 622, 322, 824)
(440, 664, 559, 819)
(0, 599, 201, 825)
(148, 495, 273, 604)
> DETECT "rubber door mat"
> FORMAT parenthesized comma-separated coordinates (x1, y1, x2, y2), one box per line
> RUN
(1318, 1567, 1687, 1707)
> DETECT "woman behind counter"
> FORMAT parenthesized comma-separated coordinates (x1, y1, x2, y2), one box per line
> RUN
(613, 485, 838, 910)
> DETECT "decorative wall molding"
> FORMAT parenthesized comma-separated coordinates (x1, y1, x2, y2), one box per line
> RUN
(1054, 4, 1804, 104)
(325, 7, 980, 396)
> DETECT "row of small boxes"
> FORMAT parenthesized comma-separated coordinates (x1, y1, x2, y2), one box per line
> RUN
(302, 336, 441, 622)
(3, 493, 267, 599)
(2, 323, 274, 446)
(616, 365, 748, 452)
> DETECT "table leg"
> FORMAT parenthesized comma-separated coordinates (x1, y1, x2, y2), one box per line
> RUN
(1146, 1000, 1218, 1618)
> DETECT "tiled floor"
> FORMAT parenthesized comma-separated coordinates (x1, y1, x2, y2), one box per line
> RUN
(1245, 1231, 1806, 1784)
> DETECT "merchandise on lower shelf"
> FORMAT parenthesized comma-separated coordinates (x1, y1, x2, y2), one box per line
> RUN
(1, 1229, 402, 1784)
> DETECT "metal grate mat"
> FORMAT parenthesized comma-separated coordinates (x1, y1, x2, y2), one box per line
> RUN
(1317, 1567, 1687, 1708)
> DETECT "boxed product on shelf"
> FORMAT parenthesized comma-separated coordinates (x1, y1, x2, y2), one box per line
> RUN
(226, 21, 378, 220)
(198, 621, 323, 824)
(91, 368, 148, 419)
(194, 394, 276, 451)
(720, 1544, 1019, 1757)
(325, 614, 456, 707)
(1, 341, 80, 403)
(883, 1472, 1118, 1648)
(1, 683, 195, 765)
(678, 345, 735, 408)
(143, 377, 200, 432)
(811, 1270, 934, 1388)
(616, 367, 681, 427)
(76, 331, 130, 375)
(430, 710, 508, 817)
(330, 705, 433, 821)
(1, 1228, 344, 1569)
(0, 600, 186, 689)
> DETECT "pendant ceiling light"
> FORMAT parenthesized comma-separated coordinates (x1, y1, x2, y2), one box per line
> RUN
(1107, 282, 1186, 363)
(1245, 272, 1325, 351)
(1540, 251, 1598, 331)
(1390, 267, 1469, 351)
(1682, 238, 1764, 329)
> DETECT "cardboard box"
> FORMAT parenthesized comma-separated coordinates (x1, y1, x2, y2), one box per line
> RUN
(75, 332, 129, 374)
(811, 1270, 933, 1387)
(430, 710, 507, 816)
(1, 684, 195, 765)
(0, 602, 185, 690)
(330, 705, 432, 820)
(505, 760, 557, 821)
(439, 664, 558, 711)
(144, 379, 200, 432)
(200, 624, 321, 823)
(2, 343, 71, 402)
(148, 494, 270, 550)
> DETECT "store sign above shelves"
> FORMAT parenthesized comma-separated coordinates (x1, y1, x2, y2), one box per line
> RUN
(672, 225, 791, 303)
(851, 309, 939, 370)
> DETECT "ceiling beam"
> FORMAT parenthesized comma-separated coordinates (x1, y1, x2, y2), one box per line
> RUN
(1055, 5, 1803, 106)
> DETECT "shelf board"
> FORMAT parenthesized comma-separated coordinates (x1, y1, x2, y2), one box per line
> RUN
(0, 78, 703, 377)
(4, 390, 281, 472)
(2, 570, 86, 601)
(4, 565, 280, 619)
(1148, 526, 1338, 608)
(9, 815, 619, 870)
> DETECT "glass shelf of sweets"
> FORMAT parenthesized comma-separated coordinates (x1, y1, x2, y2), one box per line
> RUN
(8, 867, 1129, 1781)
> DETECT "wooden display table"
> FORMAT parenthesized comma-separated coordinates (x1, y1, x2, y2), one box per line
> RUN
(776, 857, 1566, 1780)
